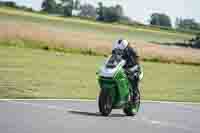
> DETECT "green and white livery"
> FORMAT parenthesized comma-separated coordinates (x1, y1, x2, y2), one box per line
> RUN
(97, 54, 142, 116)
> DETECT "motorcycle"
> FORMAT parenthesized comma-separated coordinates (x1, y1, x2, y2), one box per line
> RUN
(97, 53, 143, 116)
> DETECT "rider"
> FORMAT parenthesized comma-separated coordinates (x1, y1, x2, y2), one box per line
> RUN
(112, 39, 143, 103)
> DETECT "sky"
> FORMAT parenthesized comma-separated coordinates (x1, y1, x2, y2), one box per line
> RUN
(1, 0, 200, 25)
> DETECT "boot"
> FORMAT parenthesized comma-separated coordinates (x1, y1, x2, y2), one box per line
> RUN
(132, 89, 139, 104)
(130, 79, 140, 104)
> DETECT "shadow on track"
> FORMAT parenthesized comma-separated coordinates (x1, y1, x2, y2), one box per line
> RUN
(68, 110, 126, 117)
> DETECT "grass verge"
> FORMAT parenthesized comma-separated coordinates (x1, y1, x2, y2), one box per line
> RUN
(0, 45, 200, 102)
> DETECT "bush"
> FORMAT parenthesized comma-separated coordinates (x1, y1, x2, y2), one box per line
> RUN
(96, 3, 124, 23)
(0, 1, 17, 8)
(150, 13, 172, 28)
(42, 45, 50, 51)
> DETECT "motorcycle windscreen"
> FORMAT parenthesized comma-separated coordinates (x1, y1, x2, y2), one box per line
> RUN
(105, 54, 122, 69)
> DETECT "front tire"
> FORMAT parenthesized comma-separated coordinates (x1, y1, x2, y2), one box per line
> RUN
(98, 89, 112, 116)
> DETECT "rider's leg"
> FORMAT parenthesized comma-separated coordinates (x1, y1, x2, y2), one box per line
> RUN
(126, 66, 140, 103)
(132, 78, 140, 103)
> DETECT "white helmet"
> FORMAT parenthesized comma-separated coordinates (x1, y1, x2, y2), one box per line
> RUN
(113, 39, 129, 50)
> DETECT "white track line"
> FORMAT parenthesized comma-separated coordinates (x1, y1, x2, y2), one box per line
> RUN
(142, 100, 200, 105)
(140, 116, 196, 132)
(0, 99, 200, 105)
(4, 100, 79, 113)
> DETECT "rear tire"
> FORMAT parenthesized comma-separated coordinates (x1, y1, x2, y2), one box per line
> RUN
(123, 104, 135, 116)
(98, 89, 112, 116)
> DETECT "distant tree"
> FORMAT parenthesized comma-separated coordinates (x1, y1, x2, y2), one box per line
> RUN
(103, 7, 117, 22)
(96, 3, 124, 22)
(176, 18, 200, 30)
(115, 4, 123, 18)
(54, 3, 64, 14)
(42, 0, 57, 13)
(79, 4, 97, 18)
(74, 0, 80, 10)
(0, 1, 17, 8)
(175, 17, 181, 29)
(103, 5, 124, 22)
(0, 1, 36, 12)
(96, 2, 104, 21)
(150, 13, 172, 27)
(60, 0, 74, 17)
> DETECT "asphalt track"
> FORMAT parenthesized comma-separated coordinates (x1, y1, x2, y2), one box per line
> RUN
(0, 100, 200, 133)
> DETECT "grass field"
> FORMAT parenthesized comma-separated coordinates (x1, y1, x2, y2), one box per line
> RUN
(1, 7, 200, 65)
(0, 7, 200, 102)
(0, 7, 193, 43)
(0, 45, 200, 102)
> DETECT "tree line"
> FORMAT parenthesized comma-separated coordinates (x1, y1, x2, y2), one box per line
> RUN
(1, 0, 200, 32)
(41, 0, 200, 30)
(41, 0, 125, 23)
(0, 1, 34, 12)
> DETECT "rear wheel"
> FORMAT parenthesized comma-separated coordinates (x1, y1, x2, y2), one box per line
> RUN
(98, 89, 112, 116)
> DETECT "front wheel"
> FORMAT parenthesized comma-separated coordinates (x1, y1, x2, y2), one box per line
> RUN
(98, 89, 112, 116)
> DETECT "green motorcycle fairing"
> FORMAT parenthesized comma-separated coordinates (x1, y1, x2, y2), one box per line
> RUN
(98, 56, 132, 108)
